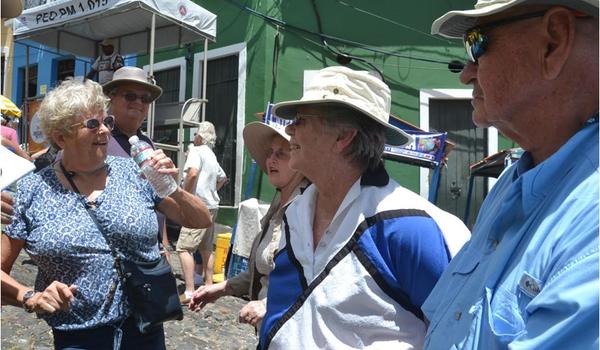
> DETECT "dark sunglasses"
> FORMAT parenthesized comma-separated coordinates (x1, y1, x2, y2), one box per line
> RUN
(464, 10, 591, 64)
(122, 92, 153, 104)
(463, 11, 547, 63)
(72, 115, 115, 130)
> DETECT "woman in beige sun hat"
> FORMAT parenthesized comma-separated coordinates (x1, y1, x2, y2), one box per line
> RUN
(189, 120, 308, 332)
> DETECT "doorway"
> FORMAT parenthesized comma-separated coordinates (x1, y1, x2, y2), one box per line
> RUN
(419, 89, 497, 228)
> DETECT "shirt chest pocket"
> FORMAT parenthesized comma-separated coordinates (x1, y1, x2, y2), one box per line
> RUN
(483, 286, 527, 347)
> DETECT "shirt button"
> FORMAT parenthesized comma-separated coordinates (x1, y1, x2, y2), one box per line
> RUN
(325, 230, 331, 235)
(492, 240, 499, 249)
(454, 311, 462, 320)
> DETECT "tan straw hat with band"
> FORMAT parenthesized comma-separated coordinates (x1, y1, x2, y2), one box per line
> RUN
(243, 121, 290, 173)
(272, 66, 412, 147)
(102, 66, 163, 102)
(431, 0, 598, 39)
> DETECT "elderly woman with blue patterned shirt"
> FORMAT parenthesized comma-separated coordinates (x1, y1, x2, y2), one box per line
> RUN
(0, 78, 211, 349)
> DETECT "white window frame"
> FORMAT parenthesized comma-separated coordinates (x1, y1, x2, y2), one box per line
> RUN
(143, 56, 186, 103)
(419, 88, 498, 199)
(192, 42, 247, 208)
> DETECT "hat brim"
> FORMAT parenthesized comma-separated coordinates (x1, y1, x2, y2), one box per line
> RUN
(2, 0, 24, 19)
(432, 0, 599, 38)
(102, 79, 163, 102)
(272, 100, 413, 147)
(243, 122, 290, 173)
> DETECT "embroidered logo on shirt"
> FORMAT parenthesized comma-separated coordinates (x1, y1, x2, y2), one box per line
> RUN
(518, 272, 543, 298)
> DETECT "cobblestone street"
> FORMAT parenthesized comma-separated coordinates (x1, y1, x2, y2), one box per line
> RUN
(0, 250, 258, 349)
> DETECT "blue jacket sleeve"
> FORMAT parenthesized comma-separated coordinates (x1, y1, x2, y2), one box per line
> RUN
(389, 216, 451, 308)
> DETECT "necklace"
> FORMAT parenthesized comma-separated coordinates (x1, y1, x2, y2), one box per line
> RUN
(59, 161, 107, 178)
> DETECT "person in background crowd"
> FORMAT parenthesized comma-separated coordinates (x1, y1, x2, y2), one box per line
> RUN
(177, 121, 227, 304)
(422, 1, 599, 349)
(1, 136, 31, 161)
(258, 66, 470, 349)
(1, 116, 19, 145)
(189, 121, 309, 332)
(1, 79, 211, 349)
(86, 39, 125, 85)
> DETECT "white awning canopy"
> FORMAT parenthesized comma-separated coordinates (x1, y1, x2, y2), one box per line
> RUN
(12, 0, 217, 57)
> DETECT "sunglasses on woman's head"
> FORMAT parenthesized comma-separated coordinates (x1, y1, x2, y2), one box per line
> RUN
(72, 115, 115, 130)
(121, 92, 153, 104)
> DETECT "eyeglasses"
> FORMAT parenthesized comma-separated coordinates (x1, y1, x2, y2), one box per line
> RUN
(291, 113, 319, 126)
(72, 115, 115, 130)
(266, 148, 290, 161)
(121, 92, 153, 104)
(463, 10, 591, 64)
(463, 11, 547, 63)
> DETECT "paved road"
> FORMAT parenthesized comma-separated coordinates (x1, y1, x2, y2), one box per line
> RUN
(1, 251, 258, 349)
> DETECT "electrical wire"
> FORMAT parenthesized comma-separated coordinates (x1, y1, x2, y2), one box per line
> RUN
(335, 0, 452, 44)
(309, 0, 386, 81)
(224, 0, 464, 67)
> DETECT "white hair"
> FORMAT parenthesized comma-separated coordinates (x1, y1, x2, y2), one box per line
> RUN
(196, 121, 217, 148)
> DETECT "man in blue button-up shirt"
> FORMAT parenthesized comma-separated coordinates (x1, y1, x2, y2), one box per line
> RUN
(424, 0, 599, 349)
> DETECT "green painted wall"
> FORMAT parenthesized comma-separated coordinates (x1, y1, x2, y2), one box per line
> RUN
(148, 0, 482, 226)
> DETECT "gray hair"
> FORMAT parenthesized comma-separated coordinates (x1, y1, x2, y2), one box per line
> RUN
(38, 78, 109, 148)
(319, 105, 385, 172)
(196, 121, 217, 148)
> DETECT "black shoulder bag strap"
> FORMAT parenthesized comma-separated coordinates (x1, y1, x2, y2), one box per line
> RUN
(59, 162, 126, 349)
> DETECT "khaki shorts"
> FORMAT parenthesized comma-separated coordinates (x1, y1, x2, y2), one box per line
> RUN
(176, 209, 218, 252)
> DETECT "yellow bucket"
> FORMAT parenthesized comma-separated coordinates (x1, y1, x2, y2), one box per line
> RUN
(213, 232, 232, 275)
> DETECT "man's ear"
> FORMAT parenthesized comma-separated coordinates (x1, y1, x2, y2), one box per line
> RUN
(541, 7, 576, 79)
(333, 128, 357, 154)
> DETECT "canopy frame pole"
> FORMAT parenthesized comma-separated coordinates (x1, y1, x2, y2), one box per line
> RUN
(147, 12, 156, 138)
(201, 38, 208, 122)
(23, 46, 29, 151)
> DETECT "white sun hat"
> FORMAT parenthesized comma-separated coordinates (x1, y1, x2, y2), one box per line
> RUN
(431, 0, 598, 39)
(243, 121, 290, 173)
(272, 66, 413, 147)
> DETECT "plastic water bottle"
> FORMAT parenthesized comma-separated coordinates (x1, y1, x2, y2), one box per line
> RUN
(129, 136, 177, 197)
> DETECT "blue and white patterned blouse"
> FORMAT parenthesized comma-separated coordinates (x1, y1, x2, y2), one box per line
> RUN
(5, 155, 163, 330)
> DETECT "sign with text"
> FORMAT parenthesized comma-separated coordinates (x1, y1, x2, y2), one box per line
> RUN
(17, 0, 119, 31)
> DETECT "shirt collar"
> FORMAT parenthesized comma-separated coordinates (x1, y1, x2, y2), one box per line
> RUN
(512, 117, 598, 214)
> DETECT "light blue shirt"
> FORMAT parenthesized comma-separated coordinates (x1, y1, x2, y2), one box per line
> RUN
(422, 119, 599, 350)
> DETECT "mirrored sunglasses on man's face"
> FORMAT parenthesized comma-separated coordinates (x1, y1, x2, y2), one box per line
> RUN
(463, 10, 591, 64)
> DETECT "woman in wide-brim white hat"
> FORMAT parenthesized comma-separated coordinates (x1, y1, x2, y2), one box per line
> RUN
(189, 121, 308, 332)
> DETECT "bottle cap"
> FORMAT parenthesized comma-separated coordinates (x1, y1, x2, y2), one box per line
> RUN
(128, 135, 139, 144)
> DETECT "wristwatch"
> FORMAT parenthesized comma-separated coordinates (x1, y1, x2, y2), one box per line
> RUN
(22, 290, 36, 313)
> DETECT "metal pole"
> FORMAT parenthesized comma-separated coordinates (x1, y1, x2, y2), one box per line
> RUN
(23, 46, 29, 152)
(201, 39, 208, 122)
(147, 13, 156, 138)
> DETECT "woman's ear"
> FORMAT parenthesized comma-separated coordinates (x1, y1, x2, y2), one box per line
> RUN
(333, 128, 357, 154)
(51, 130, 68, 150)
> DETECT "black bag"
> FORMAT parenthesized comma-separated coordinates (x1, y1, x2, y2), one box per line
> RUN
(120, 256, 183, 333)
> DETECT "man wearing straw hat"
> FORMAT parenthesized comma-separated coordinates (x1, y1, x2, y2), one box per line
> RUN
(258, 66, 470, 349)
(422, 1, 598, 349)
